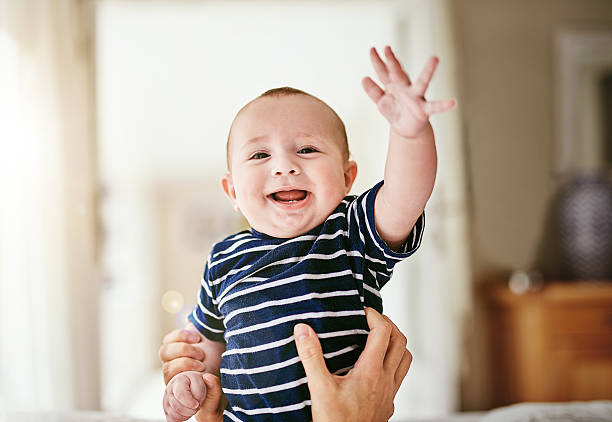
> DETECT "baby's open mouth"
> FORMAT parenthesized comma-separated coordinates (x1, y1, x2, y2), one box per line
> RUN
(269, 190, 308, 203)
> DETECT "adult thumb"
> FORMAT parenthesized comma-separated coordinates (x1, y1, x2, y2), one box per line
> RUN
(199, 373, 225, 420)
(294, 323, 331, 389)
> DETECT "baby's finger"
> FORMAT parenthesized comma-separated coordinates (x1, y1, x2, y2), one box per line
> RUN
(186, 372, 208, 403)
(165, 406, 182, 422)
(369, 47, 391, 85)
(412, 56, 439, 97)
(164, 389, 185, 422)
(384, 46, 411, 85)
(165, 403, 185, 422)
(173, 375, 200, 410)
(362, 77, 384, 104)
(163, 390, 174, 420)
(423, 99, 456, 116)
(169, 393, 197, 418)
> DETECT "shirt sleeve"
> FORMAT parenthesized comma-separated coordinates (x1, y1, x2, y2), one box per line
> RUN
(187, 255, 226, 342)
(346, 181, 425, 292)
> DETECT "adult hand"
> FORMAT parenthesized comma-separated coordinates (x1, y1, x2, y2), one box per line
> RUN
(159, 327, 206, 384)
(159, 327, 227, 422)
(194, 373, 226, 422)
(294, 307, 412, 422)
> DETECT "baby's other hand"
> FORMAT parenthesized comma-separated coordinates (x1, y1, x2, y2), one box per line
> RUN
(164, 371, 207, 422)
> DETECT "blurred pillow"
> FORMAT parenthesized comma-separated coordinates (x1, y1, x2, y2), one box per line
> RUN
(481, 401, 612, 422)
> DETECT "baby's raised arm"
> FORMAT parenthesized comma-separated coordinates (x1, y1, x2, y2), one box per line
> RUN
(362, 46, 455, 250)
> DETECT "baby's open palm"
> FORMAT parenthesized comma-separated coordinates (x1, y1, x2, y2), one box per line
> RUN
(362, 46, 455, 138)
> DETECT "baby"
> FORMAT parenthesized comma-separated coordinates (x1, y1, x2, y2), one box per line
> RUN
(163, 46, 455, 422)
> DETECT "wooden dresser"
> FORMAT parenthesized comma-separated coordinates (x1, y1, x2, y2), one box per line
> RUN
(484, 281, 612, 406)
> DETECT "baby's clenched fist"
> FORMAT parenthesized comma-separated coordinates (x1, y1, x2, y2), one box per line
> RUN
(163, 371, 207, 422)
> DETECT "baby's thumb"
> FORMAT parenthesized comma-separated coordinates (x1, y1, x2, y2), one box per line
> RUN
(294, 323, 331, 390)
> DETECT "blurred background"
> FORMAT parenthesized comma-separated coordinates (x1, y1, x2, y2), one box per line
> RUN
(1, 0, 612, 420)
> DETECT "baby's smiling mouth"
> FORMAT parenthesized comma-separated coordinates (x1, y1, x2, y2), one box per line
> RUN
(268, 190, 309, 203)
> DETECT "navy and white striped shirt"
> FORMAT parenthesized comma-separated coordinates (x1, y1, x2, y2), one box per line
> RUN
(189, 182, 424, 421)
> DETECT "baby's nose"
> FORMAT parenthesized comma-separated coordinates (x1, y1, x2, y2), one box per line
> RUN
(273, 157, 301, 176)
(274, 168, 299, 176)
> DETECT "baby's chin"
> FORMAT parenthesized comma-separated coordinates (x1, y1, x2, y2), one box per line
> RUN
(252, 218, 325, 239)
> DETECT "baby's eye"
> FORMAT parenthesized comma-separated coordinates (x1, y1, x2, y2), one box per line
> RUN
(250, 152, 270, 160)
(297, 147, 318, 154)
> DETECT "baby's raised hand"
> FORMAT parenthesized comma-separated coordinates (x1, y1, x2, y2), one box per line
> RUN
(362, 46, 455, 139)
(163, 371, 207, 422)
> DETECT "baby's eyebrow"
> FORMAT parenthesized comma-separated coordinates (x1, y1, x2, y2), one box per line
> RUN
(295, 132, 319, 141)
(240, 132, 323, 152)
(240, 135, 268, 152)
(244, 135, 267, 145)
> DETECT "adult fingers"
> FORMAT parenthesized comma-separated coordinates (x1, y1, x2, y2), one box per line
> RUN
(163, 357, 205, 385)
(369, 47, 391, 85)
(159, 342, 205, 363)
(384, 46, 411, 85)
(354, 307, 391, 372)
(162, 328, 202, 345)
(294, 323, 333, 391)
(382, 314, 407, 373)
(412, 56, 439, 98)
(362, 77, 384, 104)
(394, 349, 413, 395)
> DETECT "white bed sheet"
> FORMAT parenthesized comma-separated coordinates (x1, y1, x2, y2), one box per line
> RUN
(2, 401, 611, 422)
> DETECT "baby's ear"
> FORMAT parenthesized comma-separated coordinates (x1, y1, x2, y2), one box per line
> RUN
(220, 173, 239, 211)
(343, 160, 358, 193)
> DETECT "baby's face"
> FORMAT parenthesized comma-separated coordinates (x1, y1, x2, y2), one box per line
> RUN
(222, 95, 357, 238)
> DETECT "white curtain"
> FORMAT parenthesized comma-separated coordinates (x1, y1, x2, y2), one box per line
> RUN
(0, 0, 99, 411)
(382, 0, 472, 417)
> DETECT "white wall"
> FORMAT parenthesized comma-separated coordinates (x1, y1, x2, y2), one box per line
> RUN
(451, 0, 612, 409)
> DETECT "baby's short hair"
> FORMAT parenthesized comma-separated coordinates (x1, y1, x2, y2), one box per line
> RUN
(226, 87, 350, 170)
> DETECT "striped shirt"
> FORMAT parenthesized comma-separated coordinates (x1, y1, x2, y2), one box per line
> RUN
(189, 181, 425, 421)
